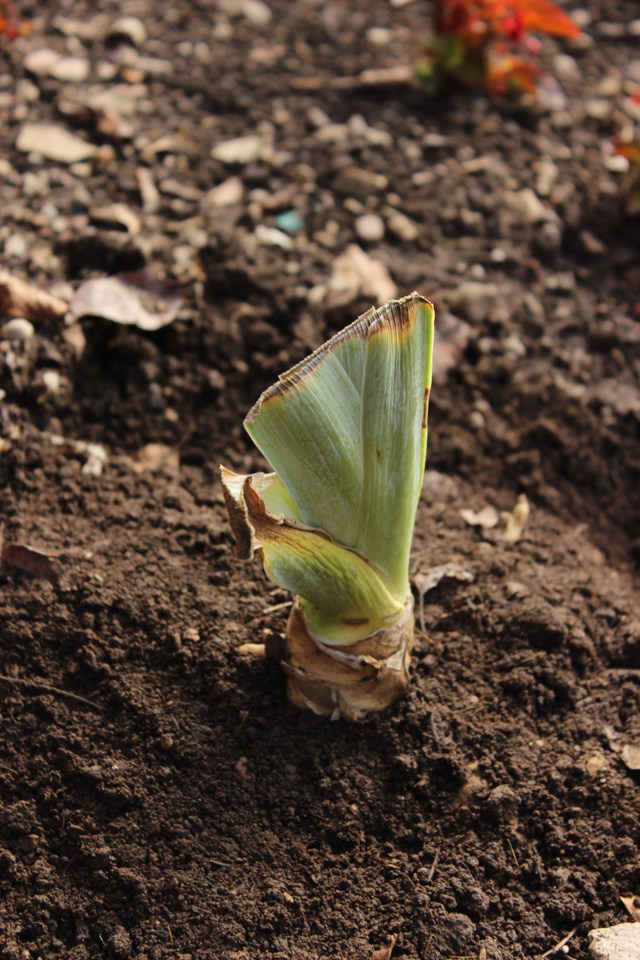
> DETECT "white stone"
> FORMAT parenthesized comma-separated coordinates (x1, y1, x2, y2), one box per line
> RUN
(5, 234, 28, 258)
(212, 134, 263, 164)
(553, 54, 581, 80)
(24, 48, 62, 76)
(16, 123, 97, 163)
(241, 0, 272, 24)
(383, 207, 419, 241)
(354, 213, 385, 242)
(110, 16, 147, 46)
(366, 27, 394, 45)
(202, 176, 244, 207)
(449, 282, 498, 324)
(589, 923, 640, 959)
(254, 224, 294, 249)
(50, 57, 90, 83)
(0, 318, 35, 341)
(603, 153, 629, 173)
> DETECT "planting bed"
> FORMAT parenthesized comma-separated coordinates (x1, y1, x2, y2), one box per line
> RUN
(1, 1, 639, 958)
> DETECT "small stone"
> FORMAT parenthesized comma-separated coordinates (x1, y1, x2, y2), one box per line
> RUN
(275, 209, 303, 233)
(50, 57, 90, 83)
(366, 26, 394, 45)
(580, 230, 607, 255)
(90, 203, 141, 235)
(254, 224, 294, 249)
(505, 188, 557, 224)
(159, 178, 203, 202)
(159, 734, 174, 751)
(505, 581, 529, 599)
(136, 167, 160, 213)
(553, 54, 580, 80)
(5, 234, 28, 258)
(585, 98, 611, 120)
(597, 21, 626, 38)
(333, 166, 388, 199)
(212, 134, 263, 164)
(240, 0, 272, 24)
(235, 756, 249, 776)
(603, 153, 629, 173)
(0, 318, 35, 341)
(629, 20, 640, 37)
(24, 48, 62, 76)
(597, 75, 621, 97)
(42, 370, 62, 395)
(16, 123, 97, 163)
(202, 176, 244, 207)
(536, 220, 562, 252)
(354, 213, 384, 242)
(383, 206, 419, 241)
(449, 281, 498, 324)
(588, 923, 640, 959)
(109, 16, 147, 47)
(535, 160, 558, 197)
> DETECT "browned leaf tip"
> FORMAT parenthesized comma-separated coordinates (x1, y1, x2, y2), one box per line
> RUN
(2, 544, 65, 586)
(369, 934, 397, 960)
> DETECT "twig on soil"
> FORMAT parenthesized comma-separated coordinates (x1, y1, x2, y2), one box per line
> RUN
(429, 712, 441, 748)
(263, 600, 293, 615)
(539, 925, 578, 958)
(427, 847, 440, 883)
(506, 837, 520, 869)
(0, 674, 104, 711)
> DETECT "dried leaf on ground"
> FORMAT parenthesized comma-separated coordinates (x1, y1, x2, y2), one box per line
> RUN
(413, 563, 475, 597)
(413, 563, 474, 634)
(67, 269, 182, 331)
(2, 541, 65, 587)
(460, 505, 499, 529)
(369, 933, 397, 960)
(620, 895, 640, 923)
(502, 493, 530, 544)
(310, 244, 397, 311)
(0, 271, 68, 323)
(130, 444, 180, 474)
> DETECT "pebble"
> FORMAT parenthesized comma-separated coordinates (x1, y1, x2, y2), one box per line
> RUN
(90, 203, 141, 235)
(630, 20, 640, 37)
(354, 213, 384, 242)
(585, 99, 611, 120)
(602, 153, 629, 173)
(366, 27, 394, 45)
(506, 187, 558, 225)
(275, 210, 303, 233)
(449, 281, 498, 324)
(202, 176, 244, 208)
(383, 207, 419, 241)
(16, 123, 97, 163)
(159, 178, 203, 202)
(597, 75, 621, 97)
(5, 234, 28, 258)
(535, 161, 558, 197)
(212, 134, 263, 164)
(597, 21, 625, 38)
(553, 54, 581, 81)
(588, 923, 640, 959)
(536, 220, 562, 252)
(50, 57, 90, 83)
(42, 370, 62, 395)
(109, 16, 147, 47)
(136, 166, 160, 213)
(332, 167, 388, 199)
(0, 318, 35, 341)
(24, 48, 62, 76)
(241, 0, 273, 25)
(254, 224, 294, 249)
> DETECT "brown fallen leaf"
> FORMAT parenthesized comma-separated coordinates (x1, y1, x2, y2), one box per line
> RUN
(2, 543, 65, 586)
(130, 443, 180, 474)
(0, 270, 68, 323)
(67, 268, 182, 331)
(369, 934, 397, 960)
(620, 895, 640, 923)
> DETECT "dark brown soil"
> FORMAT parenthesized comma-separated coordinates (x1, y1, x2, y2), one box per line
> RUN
(1, 2, 640, 959)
